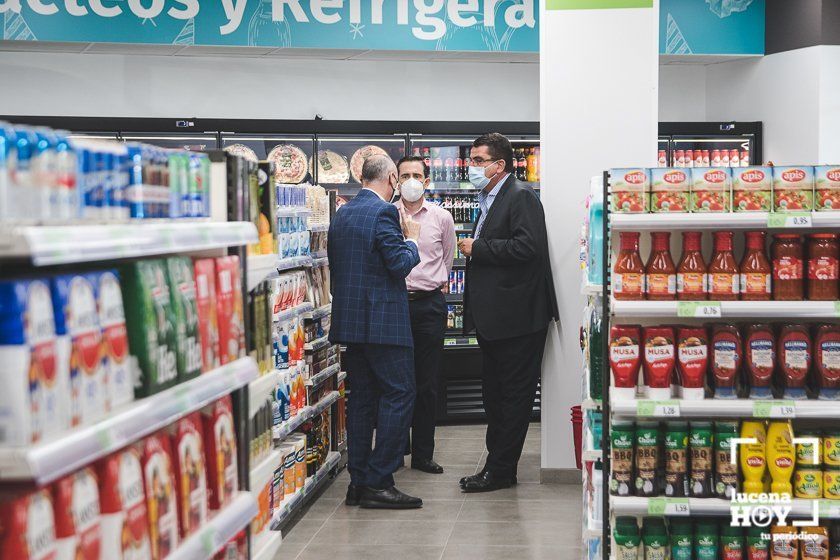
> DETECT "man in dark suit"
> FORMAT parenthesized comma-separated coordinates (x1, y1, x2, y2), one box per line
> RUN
(457, 133, 559, 493)
(328, 154, 424, 509)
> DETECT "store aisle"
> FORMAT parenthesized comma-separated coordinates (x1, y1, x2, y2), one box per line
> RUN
(275, 423, 582, 560)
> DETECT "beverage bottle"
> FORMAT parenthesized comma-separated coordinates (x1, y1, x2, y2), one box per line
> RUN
(613, 231, 645, 300)
(658, 150, 667, 167)
(423, 147, 431, 176)
(464, 157, 472, 182)
(739, 231, 771, 301)
(433, 150, 443, 183)
(247, 0, 292, 46)
(526, 148, 538, 182)
(709, 231, 740, 301)
(33, 127, 58, 222)
(13, 127, 39, 222)
(511, 152, 519, 180)
(454, 155, 463, 182)
(53, 130, 78, 221)
(534, 147, 540, 182)
(646, 231, 677, 300)
(677, 231, 707, 300)
(518, 149, 527, 181)
(445, 156, 455, 182)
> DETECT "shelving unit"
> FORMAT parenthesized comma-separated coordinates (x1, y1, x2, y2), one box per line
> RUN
(248, 370, 282, 418)
(271, 451, 342, 530)
(247, 253, 280, 291)
(168, 492, 259, 560)
(612, 299, 840, 319)
(612, 210, 840, 231)
(273, 391, 341, 441)
(611, 496, 835, 518)
(307, 363, 340, 388)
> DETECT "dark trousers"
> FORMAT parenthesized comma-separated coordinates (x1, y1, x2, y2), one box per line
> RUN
(344, 343, 415, 489)
(407, 291, 447, 461)
(477, 327, 547, 477)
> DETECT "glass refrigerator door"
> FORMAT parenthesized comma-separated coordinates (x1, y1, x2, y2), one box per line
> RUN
(221, 133, 315, 184)
(315, 135, 407, 201)
(657, 136, 670, 167)
(119, 133, 219, 152)
(670, 135, 756, 168)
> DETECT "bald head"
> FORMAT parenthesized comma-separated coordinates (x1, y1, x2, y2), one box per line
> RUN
(361, 154, 398, 201)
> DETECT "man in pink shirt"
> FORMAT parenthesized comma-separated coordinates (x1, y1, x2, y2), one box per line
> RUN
(395, 155, 456, 474)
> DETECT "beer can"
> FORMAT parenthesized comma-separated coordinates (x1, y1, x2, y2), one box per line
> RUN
(99, 149, 115, 218)
(457, 270, 465, 294)
(684, 150, 694, 168)
(702, 150, 710, 166)
(187, 153, 203, 218)
(125, 144, 146, 219)
(168, 150, 186, 219)
(729, 149, 739, 168)
(449, 271, 457, 294)
(711, 149, 721, 167)
(113, 146, 130, 220)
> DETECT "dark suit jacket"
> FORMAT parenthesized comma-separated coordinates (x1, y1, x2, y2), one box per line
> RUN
(464, 175, 559, 341)
(328, 189, 421, 348)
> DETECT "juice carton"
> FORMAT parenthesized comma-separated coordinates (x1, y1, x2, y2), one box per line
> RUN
(279, 444, 297, 497)
(120, 260, 178, 397)
(164, 257, 202, 383)
(815, 165, 840, 211)
(169, 413, 208, 538)
(0, 279, 65, 445)
(610, 168, 649, 213)
(0, 489, 57, 560)
(193, 258, 220, 373)
(52, 274, 106, 427)
(96, 446, 152, 560)
(649, 168, 689, 212)
(214, 256, 245, 365)
(690, 168, 731, 212)
(140, 432, 178, 560)
(202, 396, 238, 510)
(52, 467, 101, 560)
(732, 166, 773, 212)
(92, 270, 133, 411)
(774, 166, 815, 212)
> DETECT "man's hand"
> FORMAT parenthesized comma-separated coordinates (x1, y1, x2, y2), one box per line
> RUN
(458, 237, 475, 257)
(400, 208, 421, 241)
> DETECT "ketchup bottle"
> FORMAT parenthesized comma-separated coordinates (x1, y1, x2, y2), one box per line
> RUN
(646, 232, 676, 300)
(677, 231, 707, 300)
(740, 231, 771, 301)
(709, 231, 739, 301)
(614, 232, 645, 300)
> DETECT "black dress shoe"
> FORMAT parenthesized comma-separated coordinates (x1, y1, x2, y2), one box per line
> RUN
(460, 471, 514, 493)
(345, 484, 361, 506)
(411, 458, 444, 474)
(460, 470, 517, 487)
(359, 486, 423, 509)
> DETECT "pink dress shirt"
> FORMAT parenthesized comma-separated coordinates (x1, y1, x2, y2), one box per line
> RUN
(397, 198, 456, 292)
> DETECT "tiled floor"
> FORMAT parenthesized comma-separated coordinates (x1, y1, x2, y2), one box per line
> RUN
(274, 423, 583, 560)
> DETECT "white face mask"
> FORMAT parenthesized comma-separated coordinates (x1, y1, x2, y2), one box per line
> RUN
(399, 178, 425, 202)
(468, 161, 500, 189)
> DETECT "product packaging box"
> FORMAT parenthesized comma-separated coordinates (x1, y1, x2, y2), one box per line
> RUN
(815, 166, 840, 211)
(215, 256, 245, 365)
(202, 396, 239, 510)
(193, 258, 220, 373)
(690, 167, 731, 212)
(165, 257, 202, 383)
(732, 166, 773, 212)
(649, 168, 689, 212)
(92, 270, 134, 411)
(609, 169, 649, 213)
(774, 166, 815, 212)
(287, 434, 307, 490)
(0, 279, 65, 445)
(248, 160, 261, 256)
(279, 443, 297, 498)
(141, 432, 179, 560)
(121, 260, 179, 397)
(0, 489, 57, 560)
(258, 162, 278, 255)
(169, 412, 208, 538)
(96, 446, 152, 560)
(53, 467, 102, 560)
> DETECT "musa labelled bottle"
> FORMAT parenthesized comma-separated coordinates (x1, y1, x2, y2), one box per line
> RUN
(709, 231, 739, 301)
(614, 232, 645, 300)
(677, 231, 707, 300)
(646, 231, 676, 300)
(740, 231, 772, 301)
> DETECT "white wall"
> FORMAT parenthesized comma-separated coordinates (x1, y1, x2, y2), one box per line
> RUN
(659, 65, 706, 122)
(540, 3, 658, 472)
(819, 46, 840, 163)
(0, 52, 539, 122)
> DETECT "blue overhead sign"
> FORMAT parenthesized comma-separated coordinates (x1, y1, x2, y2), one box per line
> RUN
(661, 0, 765, 56)
(0, 0, 538, 52)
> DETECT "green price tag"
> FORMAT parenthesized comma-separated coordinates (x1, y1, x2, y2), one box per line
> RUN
(834, 301, 840, 317)
(444, 339, 457, 346)
(768, 212, 812, 228)
(648, 498, 690, 516)
(96, 428, 114, 451)
(468, 337, 478, 345)
(819, 500, 840, 517)
(637, 400, 680, 417)
(677, 301, 721, 318)
(753, 400, 795, 418)
(201, 528, 217, 555)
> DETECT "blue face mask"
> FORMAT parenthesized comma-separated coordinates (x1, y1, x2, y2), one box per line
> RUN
(468, 163, 498, 189)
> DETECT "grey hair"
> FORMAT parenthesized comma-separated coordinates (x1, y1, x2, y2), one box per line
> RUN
(361, 154, 396, 184)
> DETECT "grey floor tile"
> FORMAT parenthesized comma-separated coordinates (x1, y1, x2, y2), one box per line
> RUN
(292, 497, 342, 521)
(434, 438, 489, 452)
(312, 519, 454, 546)
(442, 544, 580, 560)
(463, 482, 581, 502)
(297, 545, 444, 560)
(272, 540, 306, 559)
(394, 481, 469, 501)
(458, 499, 581, 524)
(425, 450, 484, 468)
(395, 466, 475, 483)
(447, 520, 574, 547)
(332, 499, 463, 521)
(280, 519, 328, 545)
(434, 424, 488, 439)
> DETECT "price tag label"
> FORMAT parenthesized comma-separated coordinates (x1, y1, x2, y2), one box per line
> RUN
(444, 339, 457, 346)
(834, 301, 840, 318)
(753, 400, 795, 418)
(637, 400, 680, 417)
(677, 301, 722, 319)
(468, 337, 478, 345)
(768, 212, 812, 228)
(648, 498, 690, 516)
(200, 528, 218, 555)
(819, 500, 840, 518)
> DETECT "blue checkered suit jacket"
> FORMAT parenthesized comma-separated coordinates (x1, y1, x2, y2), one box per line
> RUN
(328, 189, 420, 348)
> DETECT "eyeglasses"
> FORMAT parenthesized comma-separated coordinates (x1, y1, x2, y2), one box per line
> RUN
(471, 157, 500, 166)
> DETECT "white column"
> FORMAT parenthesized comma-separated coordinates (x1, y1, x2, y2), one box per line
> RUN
(539, 1, 659, 474)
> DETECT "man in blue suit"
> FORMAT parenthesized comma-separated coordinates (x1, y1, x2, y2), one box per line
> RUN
(328, 154, 424, 509)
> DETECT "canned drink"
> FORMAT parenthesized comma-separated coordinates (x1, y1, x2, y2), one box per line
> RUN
(186, 153, 205, 218)
(449, 271, 457, 294)
(684, 150, 694, 168)
(125, 144, 145, 219)
(53, 131, 78, 221)
(457, 270, 465, 293)
(702, 150, 710, 166)
(169, 151, 187, 219)
(198, 153, 210, 217)
(711, 149, 721, 167)
(98, 148, 114, 219)
(740, 150, 750, 167)
(72, 140, 97, 220)
(729, 149, 740, 168)
(113, 145, 130, 220)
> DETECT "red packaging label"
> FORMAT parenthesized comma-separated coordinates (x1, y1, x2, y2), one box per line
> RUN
(53, 468, 101, 560)
(141, 433, 178, 560)
(643, 327, 675, 389)
(677, 328, 708, 389)
(193, 258, 220, 373)
(96, 446, 151, 560)
(214, 257, 245, 365)
(609, 326, 641, 391)
(774, 257, 803, 280)
(0, 490, 57, 560)
(203, 396, 239, 510)
(808, 256, 839, 280)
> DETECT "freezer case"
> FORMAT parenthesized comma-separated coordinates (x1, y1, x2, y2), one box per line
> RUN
(658, 121, 763, 168)
(220, 133, 315, 184)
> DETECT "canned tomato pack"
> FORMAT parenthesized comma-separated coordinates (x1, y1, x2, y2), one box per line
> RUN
(774, 166, 815, 212)
(610, 169, 649, 213)
(650, 168, 689, 212)
(732, 166, 773, 212)
(691, 168, 731, 212)
(815, 165, 840, 211)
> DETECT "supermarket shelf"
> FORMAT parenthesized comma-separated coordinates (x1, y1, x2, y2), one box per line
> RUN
(612, 299, 840, 319)
(612, 398, 840, 419)
(444, 336, 478, 348)
(305, 303, 332, 321)
(445, 293, 464, 303)
(611, 211, 840, 231)
(0, 221, 257, 266)
(453, 258, 467, 267)
(247, 253, 280, 292)
(582, 449, 602, 462)
(274, 301, 315, 322)
(0, 357, 258, 484)
(309, 223, 330, 233)
(581, 398, 603, 411)
(249, 449, 283, 491)
(252, 531, 283, 560)
(312, 256, 329, 267)
(311, 250, 328, 259)
(304, 335, 331, 352)
(249, 371, 281, 418)
(273, 391, 340, 442)
(611, 496, 834, 518)
(276, 255, 313, 272)
(307, 363, 340, 388)
(581, 282, 603, 296)
(271, 451, 341, 530)
(168, 492, 258, 560)
(337, 371, 347, 384)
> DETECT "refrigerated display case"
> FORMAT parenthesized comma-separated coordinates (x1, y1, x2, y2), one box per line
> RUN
(221, 133, 315, 184)
(315, 134, 408, 202)
(657, 121, 763, 167)
(120, 132, 220, 152)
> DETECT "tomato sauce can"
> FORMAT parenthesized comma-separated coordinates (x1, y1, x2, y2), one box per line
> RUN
(733, 167, 773, 212)
(690, 168, 731, 212)
(774, 166, 815, 212)
(815, 166, 840, 211)
(610, 169, 649, 213)
(650, 168, 689, 213)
